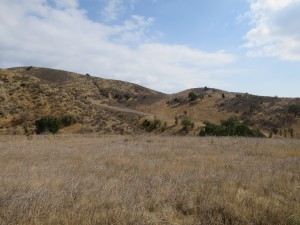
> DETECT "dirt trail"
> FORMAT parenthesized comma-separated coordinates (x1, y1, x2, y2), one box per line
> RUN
(100, 104, 151, 116)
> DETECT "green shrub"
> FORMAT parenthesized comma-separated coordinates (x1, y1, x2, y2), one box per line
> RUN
(35, 116, 61, 134)
(141, 119, 161, 132)
(181, 119, 194, 133)
(200, 117, 265, 137)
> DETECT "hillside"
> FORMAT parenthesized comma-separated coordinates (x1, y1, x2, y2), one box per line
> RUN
(0, 67, 299, 137)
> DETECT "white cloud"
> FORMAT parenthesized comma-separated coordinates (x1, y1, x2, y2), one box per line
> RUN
(101, 0, 139, 21)
(102, 0, 124, 21)
(245, 0, 300, 61)
(0, 0, 235, 93)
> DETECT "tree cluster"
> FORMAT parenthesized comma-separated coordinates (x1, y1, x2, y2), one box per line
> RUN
(199, 117, 265, 137)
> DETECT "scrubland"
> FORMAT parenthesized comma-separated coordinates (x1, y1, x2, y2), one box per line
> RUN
(0, 135, 299, 225)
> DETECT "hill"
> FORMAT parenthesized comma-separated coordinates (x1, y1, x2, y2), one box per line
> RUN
(0, 66, 299, 138)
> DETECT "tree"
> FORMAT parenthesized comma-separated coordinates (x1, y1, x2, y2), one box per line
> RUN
(35, 116, 61, 134)
(199, 117, 265, 137)
(188, 92, 198, 102)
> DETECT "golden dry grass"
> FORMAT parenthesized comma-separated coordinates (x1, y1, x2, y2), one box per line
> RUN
(0, 135, 299, 225)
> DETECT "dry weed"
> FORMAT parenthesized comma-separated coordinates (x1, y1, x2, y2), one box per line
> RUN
(0, 135, 299, 225)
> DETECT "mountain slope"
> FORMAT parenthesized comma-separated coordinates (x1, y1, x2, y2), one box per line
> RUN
(1, 67, 299, 138)
(0, 67, 164, 135)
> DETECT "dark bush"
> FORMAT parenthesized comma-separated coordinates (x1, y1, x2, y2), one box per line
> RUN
(141, 119, 161, 132)
(288, 104, 300, 117)
(26, 66, 33, 71)
(188, 92, 198, 102)
(124, 93, 131, 100)
(35, 116, 61, 134)
(61, 114, 76, 127)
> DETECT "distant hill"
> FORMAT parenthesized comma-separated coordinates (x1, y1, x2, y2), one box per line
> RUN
(1, 66, 299, 138)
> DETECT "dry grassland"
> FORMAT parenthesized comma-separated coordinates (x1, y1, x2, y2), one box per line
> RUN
(0, 135, 299, 225)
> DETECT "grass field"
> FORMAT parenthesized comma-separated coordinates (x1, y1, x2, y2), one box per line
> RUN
(0, 135, 299, 225)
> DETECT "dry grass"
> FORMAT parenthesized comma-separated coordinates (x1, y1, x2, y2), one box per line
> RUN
(0, 135, 299, 225)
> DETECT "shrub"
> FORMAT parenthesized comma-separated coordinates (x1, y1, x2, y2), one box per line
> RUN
(61, 114, 76, 127)
(23, 124, 29, 136)
(200, 117, 265, 137)
(124, 93, 131, 100)
(188, 92, 198, 102)
(288, 104, 300, 117)
(35, 116, 61, 134)
(141, 119, 161, 132)
(181, 119, 194, 133)
(26, 66, 33, 71)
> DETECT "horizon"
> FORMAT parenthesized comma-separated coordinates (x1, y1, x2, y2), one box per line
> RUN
(0, 0, 300, 97)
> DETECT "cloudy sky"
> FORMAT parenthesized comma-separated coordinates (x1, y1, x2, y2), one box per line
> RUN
(0, 0, 300, 97)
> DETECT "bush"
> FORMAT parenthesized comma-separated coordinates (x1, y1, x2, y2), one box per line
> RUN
(181, 119, 194, 133)
(61, 114, 76, 126)
(188, 92, 198, 102)
(35, 116, 61, 134)
(200, 117, 265, 137)
(288, 104, 300, 117)
(141, 119, 161, 132)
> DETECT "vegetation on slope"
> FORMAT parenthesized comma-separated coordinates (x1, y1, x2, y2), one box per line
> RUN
(200, 117, 265, 137)
(1, 67, 300, 137)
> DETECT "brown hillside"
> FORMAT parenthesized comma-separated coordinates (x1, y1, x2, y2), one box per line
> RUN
(1, 67, 299, 137)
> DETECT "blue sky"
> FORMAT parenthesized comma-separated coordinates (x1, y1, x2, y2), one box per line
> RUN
(0, 0, 300, 97)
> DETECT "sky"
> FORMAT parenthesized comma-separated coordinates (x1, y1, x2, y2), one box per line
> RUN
(0, 0, 300, 97)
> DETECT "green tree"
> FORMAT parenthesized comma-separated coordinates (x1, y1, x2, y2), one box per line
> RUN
(200, 117, 265, 137)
